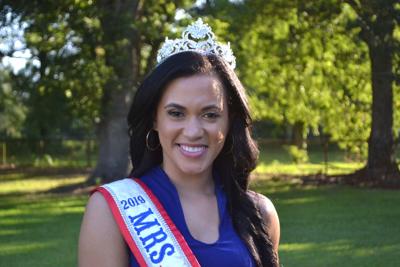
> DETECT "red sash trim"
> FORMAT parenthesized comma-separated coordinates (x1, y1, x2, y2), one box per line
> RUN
(134, 178, 201, 267)
(94, 178, 201, 267)
(96, 187, 148, 267)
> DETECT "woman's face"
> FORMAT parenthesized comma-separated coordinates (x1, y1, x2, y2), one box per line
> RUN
(154, 74, 229, 179)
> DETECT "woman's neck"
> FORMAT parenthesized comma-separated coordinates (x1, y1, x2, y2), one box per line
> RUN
(161, 164, 215, 196)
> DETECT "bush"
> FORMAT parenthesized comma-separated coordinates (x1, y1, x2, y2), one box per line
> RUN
(284, 145, 309, 164)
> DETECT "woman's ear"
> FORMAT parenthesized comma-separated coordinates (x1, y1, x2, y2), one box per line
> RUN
(153, 119, 158, 131)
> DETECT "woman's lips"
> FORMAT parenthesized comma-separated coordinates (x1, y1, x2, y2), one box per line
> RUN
(178, 144, 207, 158)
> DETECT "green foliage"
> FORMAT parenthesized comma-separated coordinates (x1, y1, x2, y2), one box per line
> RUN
(1, 0, 193, 139)
(2, 139, 97, 168)
(393, 23, 400, 140)
(284, 145, 309, 164)
(0, 69, 26, 138)
(1, 0, 399, 168)
(200, 1, 375, 156)
(34, 154, 54, 167)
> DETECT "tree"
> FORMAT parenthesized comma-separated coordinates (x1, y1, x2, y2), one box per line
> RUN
(0, 68, 26, 138)
(0, 1, 108, 140)
(198, 0, 400, 185)
(88, 0, 192, 182)
(1, 0, 192, 182)
(344, 0, 400, 185)
(199, 1, 371, 156)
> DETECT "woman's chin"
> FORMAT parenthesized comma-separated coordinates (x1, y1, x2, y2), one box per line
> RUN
(178, 164, 209, 177)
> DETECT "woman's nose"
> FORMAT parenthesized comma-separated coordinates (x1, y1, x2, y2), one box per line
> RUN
(182, 117, 204, 139)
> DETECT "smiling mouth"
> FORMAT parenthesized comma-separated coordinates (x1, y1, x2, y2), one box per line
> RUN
(178, 144, 207, 157)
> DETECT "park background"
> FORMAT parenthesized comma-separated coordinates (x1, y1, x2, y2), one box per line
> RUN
(0, 0, 400, 266)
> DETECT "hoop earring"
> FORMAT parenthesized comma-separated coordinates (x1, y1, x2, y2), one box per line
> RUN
(146, 129, 160, 151)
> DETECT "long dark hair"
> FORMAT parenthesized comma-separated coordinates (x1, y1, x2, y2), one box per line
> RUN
(127, 51, 279, 267)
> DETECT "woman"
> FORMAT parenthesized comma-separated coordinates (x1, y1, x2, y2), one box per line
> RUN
(79, 19, 280, 267)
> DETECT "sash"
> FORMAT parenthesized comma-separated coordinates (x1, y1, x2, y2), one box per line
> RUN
(95, 178, 200, 267)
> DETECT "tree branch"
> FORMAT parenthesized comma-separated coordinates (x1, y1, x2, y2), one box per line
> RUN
(143, 39, 162, 77)
(343, 0, 375, 45)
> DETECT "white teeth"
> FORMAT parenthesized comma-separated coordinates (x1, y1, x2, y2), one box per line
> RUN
(180, 145, 205, 153)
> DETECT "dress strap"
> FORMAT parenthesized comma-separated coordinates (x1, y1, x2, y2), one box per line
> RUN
(95, 178, 200, 267)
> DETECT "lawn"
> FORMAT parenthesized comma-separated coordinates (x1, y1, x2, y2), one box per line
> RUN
(255, 143, 366, 176)
(0, 173, 88, 267)
(1, 171, 400, 267)
(252, 178, 400, 266)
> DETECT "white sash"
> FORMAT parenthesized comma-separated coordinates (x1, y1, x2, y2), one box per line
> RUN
(96, 178, 200, 267)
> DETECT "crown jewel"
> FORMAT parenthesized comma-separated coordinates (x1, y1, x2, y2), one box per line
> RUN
(157, 19, 236, 69)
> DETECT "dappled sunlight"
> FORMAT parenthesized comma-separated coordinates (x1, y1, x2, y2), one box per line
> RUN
(0, 217, 52, 226)
(1, 171, 399, 266)
(0, 174, 87, 265)
(279, 196, 322, 205)
(280, 242, 316, 252)
(0, 193, 86, 266)
(254, 178, 400, 266)
(255, 161, 364, 176)
(0, 175, 87, 195)
(0, 229, 22, 237)
(328, 161, 364, 171)
(280, 239, 352, 252)
(0, 241, 56, 256)
(250, 178, 321, 195)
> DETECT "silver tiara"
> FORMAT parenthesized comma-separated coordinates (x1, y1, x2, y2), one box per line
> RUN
(156, 19, 236, 69)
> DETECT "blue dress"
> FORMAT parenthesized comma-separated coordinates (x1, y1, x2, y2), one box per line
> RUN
(128, 166, 255, 267)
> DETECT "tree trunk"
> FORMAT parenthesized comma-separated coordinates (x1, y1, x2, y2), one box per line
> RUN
(89, 0, 140, 183)
(91, 87, 133, 182)
(87, 0, 181, 183)
(366, 42, 397, 173)
(354, 3, 400, 186)
(292, 121, 306, 150)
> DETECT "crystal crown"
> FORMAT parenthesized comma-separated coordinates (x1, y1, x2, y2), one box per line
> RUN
(156, 19, 236, 69)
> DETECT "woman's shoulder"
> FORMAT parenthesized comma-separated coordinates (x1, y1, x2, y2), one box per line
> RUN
(85, 190, 112, 215)
(247, 191, 277, 219)
(78, 191, 129, 266)
(247, 190, 280, 252)
(84, 178, 139, 229)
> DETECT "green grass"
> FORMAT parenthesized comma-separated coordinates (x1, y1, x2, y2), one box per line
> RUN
(1, 171, 400, 267)
(255, 144, 367, 175)
(255, 161, 364, 176)
(252, 178, 400, 266)
(0, 174, 87, 195)
(0, 173, 88, 267)
(5, 154, 94, 168)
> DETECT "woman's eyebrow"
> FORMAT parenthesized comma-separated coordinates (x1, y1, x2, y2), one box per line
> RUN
(164, 103, 185, 110)
(164, 103, 223, 113)
(201, 104, 222, 112)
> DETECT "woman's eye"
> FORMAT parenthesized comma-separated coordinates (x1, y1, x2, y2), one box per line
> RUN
(203, 112, 220, 119)
(167, 110, 184, 118)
